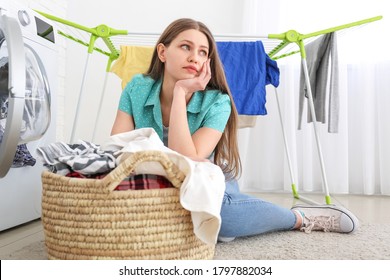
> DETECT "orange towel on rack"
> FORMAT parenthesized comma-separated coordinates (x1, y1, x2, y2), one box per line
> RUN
(111, 45, 153, 89)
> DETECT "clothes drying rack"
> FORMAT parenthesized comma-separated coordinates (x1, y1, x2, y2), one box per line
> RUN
(36, 10, 382, 205)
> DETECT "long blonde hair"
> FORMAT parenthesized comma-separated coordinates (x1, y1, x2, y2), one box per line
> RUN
(146, 18, 241, 178)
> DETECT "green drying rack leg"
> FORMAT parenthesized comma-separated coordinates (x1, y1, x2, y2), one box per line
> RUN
(273, 86, 322, 205)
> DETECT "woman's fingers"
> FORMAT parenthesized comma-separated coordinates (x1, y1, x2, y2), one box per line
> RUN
(176, 59, 212, 93)
(205, 59, 211, 80)
(198, 59, 211, 85)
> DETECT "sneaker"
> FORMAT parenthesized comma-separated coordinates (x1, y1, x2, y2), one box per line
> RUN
(291, 204, 359, 234)
(217, 236, 236, 242)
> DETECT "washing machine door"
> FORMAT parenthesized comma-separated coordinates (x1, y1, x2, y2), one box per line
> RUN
(0, 14, 26, 178)
(0, 13, 52, 178)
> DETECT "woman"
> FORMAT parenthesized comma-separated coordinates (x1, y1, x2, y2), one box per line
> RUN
(111, 18, 359, 241)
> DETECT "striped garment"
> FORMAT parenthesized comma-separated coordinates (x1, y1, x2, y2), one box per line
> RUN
(37, 141, 117, 175)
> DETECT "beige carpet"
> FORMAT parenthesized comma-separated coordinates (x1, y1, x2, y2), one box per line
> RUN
(2, 223, 390, 260)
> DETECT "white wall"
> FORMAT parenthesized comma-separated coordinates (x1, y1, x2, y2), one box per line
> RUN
(64, 0, 247, 144)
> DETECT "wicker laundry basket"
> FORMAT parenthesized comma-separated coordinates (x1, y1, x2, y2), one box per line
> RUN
(41, 150, 215, 260)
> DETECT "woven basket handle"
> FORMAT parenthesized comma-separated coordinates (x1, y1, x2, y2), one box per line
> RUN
(103, 150, 186, 191)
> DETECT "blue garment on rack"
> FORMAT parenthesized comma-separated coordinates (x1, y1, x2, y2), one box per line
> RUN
(217, 41, 280, 115)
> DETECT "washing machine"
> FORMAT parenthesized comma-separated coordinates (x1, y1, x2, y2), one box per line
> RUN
(0, 0, 57, 231)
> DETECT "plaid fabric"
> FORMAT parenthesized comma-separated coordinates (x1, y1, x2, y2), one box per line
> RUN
(115, 174, 174, 190)
(66, 172, 174, 190)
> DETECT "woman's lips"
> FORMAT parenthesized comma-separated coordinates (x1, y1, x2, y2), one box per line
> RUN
(184, 66, 198, 74)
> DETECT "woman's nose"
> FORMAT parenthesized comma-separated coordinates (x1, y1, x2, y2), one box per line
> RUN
(188, 52, 199, 63)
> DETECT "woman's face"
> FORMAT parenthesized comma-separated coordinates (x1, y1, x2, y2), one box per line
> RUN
(158, 29, 209, 82)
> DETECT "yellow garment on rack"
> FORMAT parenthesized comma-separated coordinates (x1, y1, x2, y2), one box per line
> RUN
(111, 45, 154, 89)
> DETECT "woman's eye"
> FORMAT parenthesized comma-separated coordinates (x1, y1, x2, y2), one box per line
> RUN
(181, 44, 190, 50)
(200, 50, 208, 56)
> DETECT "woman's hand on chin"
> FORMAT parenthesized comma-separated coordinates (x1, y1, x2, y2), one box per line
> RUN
(175, 58, 211, 95)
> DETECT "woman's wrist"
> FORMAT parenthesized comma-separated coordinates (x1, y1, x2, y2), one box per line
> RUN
(173, 83, 193, 104)
(174, 83, 187, 95)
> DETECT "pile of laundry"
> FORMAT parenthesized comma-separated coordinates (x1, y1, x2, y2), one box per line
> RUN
(36, 138, 173, 190)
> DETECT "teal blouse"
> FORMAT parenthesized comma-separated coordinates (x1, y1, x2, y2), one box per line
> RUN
(118, 74, 231, 141)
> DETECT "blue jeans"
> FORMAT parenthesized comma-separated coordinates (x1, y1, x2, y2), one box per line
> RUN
(219, 179, 297, 238)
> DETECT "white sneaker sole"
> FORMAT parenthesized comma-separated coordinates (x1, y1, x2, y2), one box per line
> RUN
(218, 236, 236, 242)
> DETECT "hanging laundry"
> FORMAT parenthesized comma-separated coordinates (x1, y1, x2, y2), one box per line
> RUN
(111, 45, 154, 89)
(298, 32, 339, 133)
(216, 41, 280, 116)
(109, 42, 280, 125)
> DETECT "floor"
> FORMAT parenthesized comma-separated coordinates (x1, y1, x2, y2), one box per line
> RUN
(1, 192, 390, 259)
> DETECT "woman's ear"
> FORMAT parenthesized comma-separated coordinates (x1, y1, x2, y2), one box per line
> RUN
(157, 43, 166, 62)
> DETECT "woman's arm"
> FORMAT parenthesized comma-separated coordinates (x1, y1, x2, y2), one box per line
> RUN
(110, 110, 135, 135)
(169, 86, 223, 160)
(168, 59, 222, 160)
